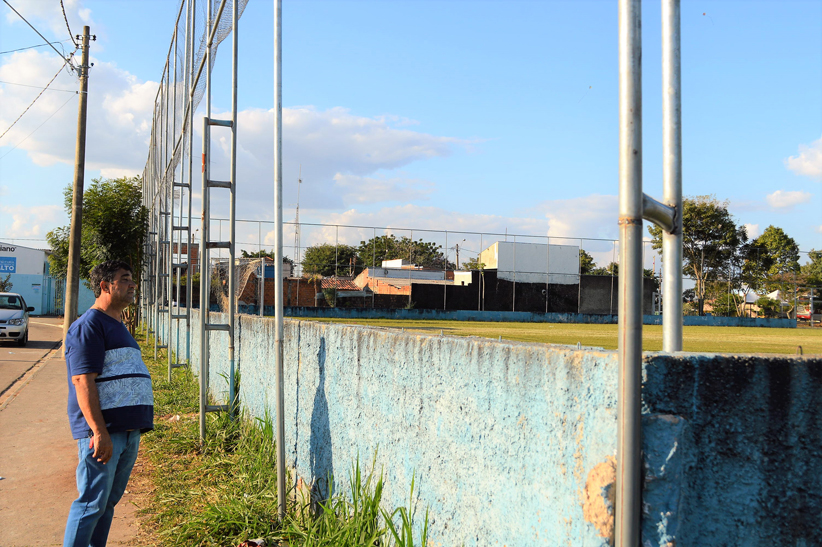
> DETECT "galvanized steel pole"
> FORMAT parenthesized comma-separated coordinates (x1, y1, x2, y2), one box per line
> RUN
(199, 0, 213, 444)
(662, 0, 683, 352)
(199, 116, 209, 443)
(617, 0, 642, 545)
(227, 0, 239, 417)
(273, 0, 287, 521)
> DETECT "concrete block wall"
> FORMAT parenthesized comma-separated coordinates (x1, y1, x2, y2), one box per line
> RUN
(158, 311, 821, 546)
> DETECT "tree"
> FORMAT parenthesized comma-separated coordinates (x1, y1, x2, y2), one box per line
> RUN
(711, 293, 739, 317)
(755, 225, 800, 279)
(591, 262, 619, 277)
(462, 257, 486, 271)
(47, 177, 149, 283)
(801, 249, 822, 287)
(0, 274, 12, 292)
(742, 225, 800, 316)
(240, 249, 293, 264)
(590, 261, 658, 288)
(579, 250, 596, 275)
(302, 243, 358, 277)
(356, 235, 454, 269)
(649, 195, 747, 315)
(756, 296, 781, 318)
(46, 176, 148, 331)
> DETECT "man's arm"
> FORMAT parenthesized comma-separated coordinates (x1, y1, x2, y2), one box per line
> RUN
(71, 373, 113, 464)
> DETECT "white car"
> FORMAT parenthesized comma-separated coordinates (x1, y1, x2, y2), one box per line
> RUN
(0, 293, 34, 347)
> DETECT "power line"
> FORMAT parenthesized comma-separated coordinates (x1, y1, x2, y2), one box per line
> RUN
(2, 0, 77, 71)
(60, 0, 78, 47)
(0, 92, 75, 160)
(0, 39, 72, 56)
(0, 63, 68, 141)
(0, 80, 81, 93)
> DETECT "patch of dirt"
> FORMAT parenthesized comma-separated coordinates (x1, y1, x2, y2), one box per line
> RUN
(126, 452, 162, 547)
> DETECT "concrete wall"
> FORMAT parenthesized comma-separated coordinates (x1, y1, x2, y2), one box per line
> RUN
(160, 312, 819, 546)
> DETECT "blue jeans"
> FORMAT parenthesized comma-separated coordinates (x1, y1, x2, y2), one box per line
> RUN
(63, 430, 141, 547)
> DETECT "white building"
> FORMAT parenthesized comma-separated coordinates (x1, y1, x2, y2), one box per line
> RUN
(0, 241, 94, 315)
(478, 241, 580, 284)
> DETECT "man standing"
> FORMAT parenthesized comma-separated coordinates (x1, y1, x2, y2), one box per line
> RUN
(63, 260, 153, 547)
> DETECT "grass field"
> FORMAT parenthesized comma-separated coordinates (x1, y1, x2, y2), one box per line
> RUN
(305, 318, 822, 355)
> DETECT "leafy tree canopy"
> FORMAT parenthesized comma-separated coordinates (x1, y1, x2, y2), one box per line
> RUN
(240, 249, 293, 264)
(589, 261, 656, 283)
(302, 243, 358, 277)
(46, 177, 148, 284)
(356, 234, 454, 270)
(742, 225, 800, 300)
(649, 195, 747, 314)
(754, 225, 800, 276)
(801, 249, 822, 287)
(462, 257, 486, 271)
(579, 250, 596, 275)
(0, 274, 12, 292)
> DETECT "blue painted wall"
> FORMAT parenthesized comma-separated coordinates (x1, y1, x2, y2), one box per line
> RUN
(281, 306, 796, 328)
(159, 312, 820, 546)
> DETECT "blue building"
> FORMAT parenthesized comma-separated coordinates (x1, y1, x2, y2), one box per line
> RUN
(0, 241, 94, 315)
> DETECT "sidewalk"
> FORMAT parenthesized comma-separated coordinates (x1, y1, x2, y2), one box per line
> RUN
(0, 328, 141, 546)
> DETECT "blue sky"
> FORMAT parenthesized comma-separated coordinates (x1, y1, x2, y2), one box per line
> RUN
(1, 0, 820, 270)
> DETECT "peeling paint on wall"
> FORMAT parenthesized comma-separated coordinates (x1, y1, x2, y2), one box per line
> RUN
(160, 312, 822, 546)
(582, 456, 616, 544)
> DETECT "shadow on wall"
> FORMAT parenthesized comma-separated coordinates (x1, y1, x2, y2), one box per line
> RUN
(309, 336, 333, 499)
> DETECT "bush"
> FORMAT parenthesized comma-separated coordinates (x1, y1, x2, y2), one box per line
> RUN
(756, 297, 781, 318)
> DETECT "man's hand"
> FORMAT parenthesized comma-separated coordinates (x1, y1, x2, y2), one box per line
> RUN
(89, 429, 113, 464)
(71, 372, 111, 463)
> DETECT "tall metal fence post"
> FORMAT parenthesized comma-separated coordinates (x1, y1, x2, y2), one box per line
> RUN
(662, 0, 683, 349)
(273, 0, 287, 522)
(617, 0, 643, 545)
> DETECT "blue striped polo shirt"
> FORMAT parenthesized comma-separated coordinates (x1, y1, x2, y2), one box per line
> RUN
(65, 309, 154, 439)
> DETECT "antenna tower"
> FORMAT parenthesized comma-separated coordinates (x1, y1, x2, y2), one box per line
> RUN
(294, 166, 302, 276)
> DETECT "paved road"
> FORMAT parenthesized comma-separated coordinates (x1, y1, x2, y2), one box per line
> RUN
(0, 317, 139, 546)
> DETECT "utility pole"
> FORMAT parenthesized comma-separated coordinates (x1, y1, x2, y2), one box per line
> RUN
(63, 26, 95, 343)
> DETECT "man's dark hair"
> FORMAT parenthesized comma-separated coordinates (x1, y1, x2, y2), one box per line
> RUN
(89, 260, 133, 298)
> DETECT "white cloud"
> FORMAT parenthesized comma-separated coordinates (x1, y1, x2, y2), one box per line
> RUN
(785, 137, 822, 180)
(0, 205, 64, 238)
(4, 0, 96, 51)
(743, 223, 761, 239)
(204, 106, 468, 216)
(255, 195, 623, 253)
(332, 173, 434, 204)
(239, 195, 655, 272)
(765, 190, 812, 210)
(818, 225, 822, 234)
(0, 50, 155, 174)
(533, 194, 619, 240)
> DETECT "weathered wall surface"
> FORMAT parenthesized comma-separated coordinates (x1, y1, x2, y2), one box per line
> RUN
(161, 312, 820, 546)
(643, 354, 822, 546)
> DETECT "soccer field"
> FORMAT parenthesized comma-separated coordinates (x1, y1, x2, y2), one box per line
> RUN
(306, 318, 822, 355)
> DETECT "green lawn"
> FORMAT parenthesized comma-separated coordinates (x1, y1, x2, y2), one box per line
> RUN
(304, 318, 822, 355)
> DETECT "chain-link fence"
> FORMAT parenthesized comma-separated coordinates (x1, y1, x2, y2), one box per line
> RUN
(179, 218, 818, 321)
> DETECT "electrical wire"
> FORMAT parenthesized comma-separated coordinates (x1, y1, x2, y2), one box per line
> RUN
(0, 92, 75, 160)
(0, 63, 68, 141)
(0, 80, 81, 93)
(2, 0, 76, 71)
(0, 39, 72, 55)
(60, 0, 78, 47)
